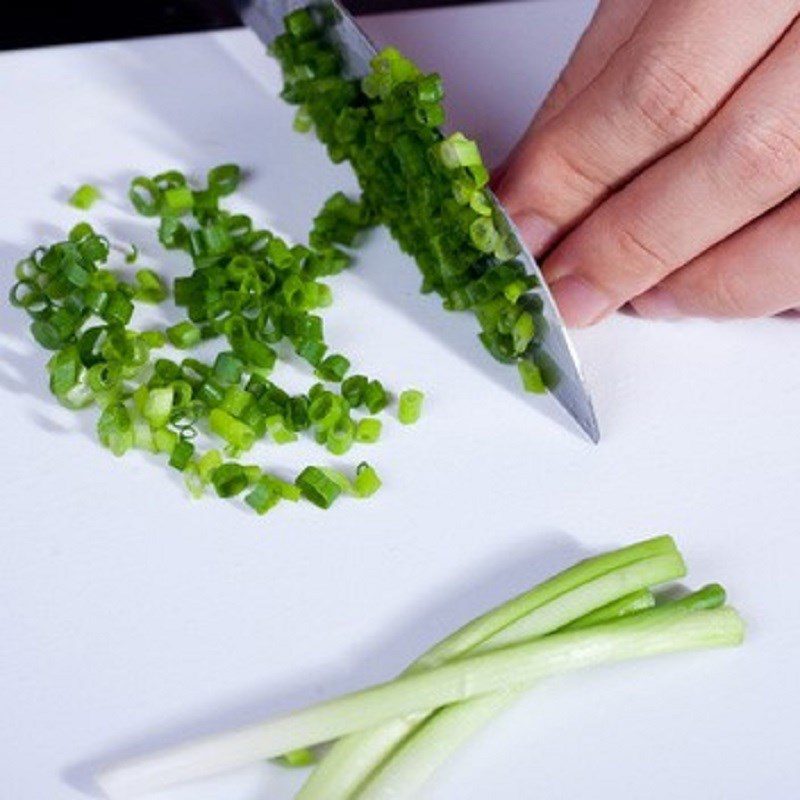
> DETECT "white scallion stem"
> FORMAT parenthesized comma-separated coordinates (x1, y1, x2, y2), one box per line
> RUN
(296, 542, 682, 800)
(356, 585, 723, 800)
(97, 604, 742, 798)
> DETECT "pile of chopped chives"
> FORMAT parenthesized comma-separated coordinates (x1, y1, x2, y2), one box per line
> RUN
(270, 7, 558, 394)
(9, 165, 425, 516)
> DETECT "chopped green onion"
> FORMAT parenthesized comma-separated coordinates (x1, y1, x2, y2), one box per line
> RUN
(129, 177, 161, 216)
(268, 17, 558, 394)
(143, 386, 174, 428)
(315, 353, 350, 383)
(439, 133, 482, 169)
(12, 157, 407, 517)
(69, 184, 102, 210)
(134, 269, 168, 304)
(47, 347, 81, 397)
(294, 107, 314, 133)
(209, 408, 256, 452)
(154, 428, 179, 454)
(162, 187, 194, 215)
(168, 438, 195, 471)
(353, 462, 381, 497)
(266, 415, 298, 445)
(245, 477, 281, 515)
(355, 417, 382, 444)
(518, 360, 546, 394)
(183, 463, 205, 498)
(272, 476, 302, 502)
(341, 374, 368, 407)
(166, 321, 201, 350)
(220, 386, 253, 418)
(197, 449, 223, 483)
(213, 351, 245, 384)
(295, 466, 344, 509)
(208, 163, 241, 196)
(308, 392, 344, 430)
(398, 389, 424, 425)
(364, 380, 388, 414)
(325, 415, 355, 455)
(211, 462, 250, 497)
(97, 403, 134, 456)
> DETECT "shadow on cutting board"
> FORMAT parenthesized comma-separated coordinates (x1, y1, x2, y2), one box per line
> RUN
(63, 530, 589, 795)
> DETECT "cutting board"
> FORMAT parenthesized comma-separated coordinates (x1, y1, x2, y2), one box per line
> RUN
(1, 2, 798, 798)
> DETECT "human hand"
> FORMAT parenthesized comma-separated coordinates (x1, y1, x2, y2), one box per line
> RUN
(495, 0, 800, 326)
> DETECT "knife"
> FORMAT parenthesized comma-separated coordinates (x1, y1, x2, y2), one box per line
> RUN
(233, 0, 600, 443)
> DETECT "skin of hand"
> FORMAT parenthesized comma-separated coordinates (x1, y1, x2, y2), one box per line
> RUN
(494, 0, 800, 326)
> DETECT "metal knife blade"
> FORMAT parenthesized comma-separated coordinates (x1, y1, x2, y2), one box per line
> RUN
(233, 0, 600, 442)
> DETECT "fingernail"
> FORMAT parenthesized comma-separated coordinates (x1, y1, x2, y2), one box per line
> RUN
(512, 211, 559, 256)
(632, 287, 683, 320)
(550, 275, 612, 328)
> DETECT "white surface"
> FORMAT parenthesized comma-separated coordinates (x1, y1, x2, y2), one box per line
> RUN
(1, 2, 799, 799)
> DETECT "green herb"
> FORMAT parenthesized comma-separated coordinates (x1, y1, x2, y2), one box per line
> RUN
(398, 389, 424, 424)
(355, 417, 382, 443)
(245, 476, 282, 515)
(211, 462, 251, 497)
(69, 183, 102, 210)
(133, 269, 168, 304)
(354, 462, 381, 497)
(295, 466, 345, 508)
(168, 439, 195, 471)
(10, 163, 423, 516)
(270, 12, 554, 392)
(518, 359, 546, 394)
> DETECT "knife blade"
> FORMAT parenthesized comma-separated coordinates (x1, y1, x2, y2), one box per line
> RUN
(233, 0, 600, 443)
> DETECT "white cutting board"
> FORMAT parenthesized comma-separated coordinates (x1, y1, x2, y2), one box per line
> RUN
(1, 2, 798, 799)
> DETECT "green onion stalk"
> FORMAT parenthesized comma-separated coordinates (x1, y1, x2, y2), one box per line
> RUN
(95, 537, 744, 798)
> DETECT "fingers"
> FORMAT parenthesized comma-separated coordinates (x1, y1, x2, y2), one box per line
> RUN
(631, 194, 800, 318)
(531, 0, 653, 131)
(497, 0, 800, 254)
(492, 0, 651, 187)
(542, 16, 800, 327)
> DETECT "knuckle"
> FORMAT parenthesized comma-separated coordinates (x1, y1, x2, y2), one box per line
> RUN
(550, 143, 609, 196)
(521, 134, 608, 208)
(718, 113, 800, 197)
(622, 48, 710, 140)
(613, 222, 673, 281)
(578, 217, 675, 301)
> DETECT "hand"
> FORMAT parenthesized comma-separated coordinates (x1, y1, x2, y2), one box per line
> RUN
(495, 0, 800, 326)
